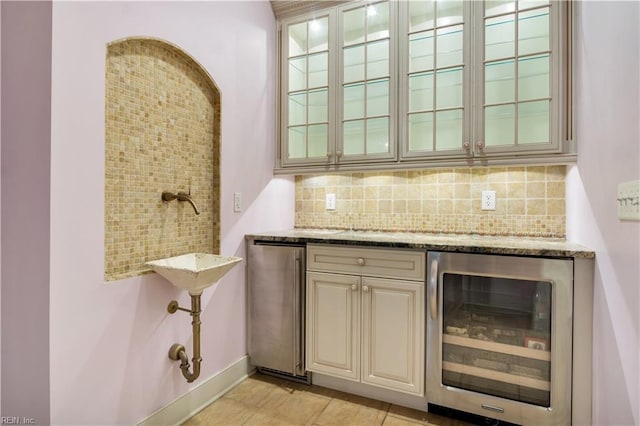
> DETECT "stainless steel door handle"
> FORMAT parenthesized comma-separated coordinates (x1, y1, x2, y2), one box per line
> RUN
(293, 255, 302, 375)
(429, 259, 438, 320)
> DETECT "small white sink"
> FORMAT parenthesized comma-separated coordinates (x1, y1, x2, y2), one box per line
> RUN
(146, 253, 242, 295)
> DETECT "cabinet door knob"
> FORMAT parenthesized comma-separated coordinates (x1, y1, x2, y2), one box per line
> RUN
(327, 152, 333, 159)
(336, 151, 343, 158)
(463, 141, 471, 151)
(476, 141, 485, 150)
(362, 285, 369, 292)
(357, 258, 366, 266)
(351, 284, 358, 291)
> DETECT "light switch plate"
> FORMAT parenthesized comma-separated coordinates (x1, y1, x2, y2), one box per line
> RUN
(617, 180, 640, 221)
(481, 190, 496, 211)
(234, 192, 242, 212)
(326, 193, 336, 210)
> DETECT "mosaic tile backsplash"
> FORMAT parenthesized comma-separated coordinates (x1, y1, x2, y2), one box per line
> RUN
(295, 166, 566, 238)
(105, 38, 220, 281)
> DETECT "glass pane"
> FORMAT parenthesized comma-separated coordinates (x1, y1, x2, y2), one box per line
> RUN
(409, 0, 435, 32)
(308, 124, 328, 157)
(441, 273, 552, 407)
(343, 7, 365, 45)
(288, 93, 306, 126)
(485, 104, 515, 146)
(309, 17, 329, 53)
(408, 112, 434, 152)
(519, 8, 550, 56)
(367, 79, 389, 117)
(289, 57, 306, 92)
(344, 45, 365, 83)
(436, 0, 463, 26)
(485, 0, 515, 17)
(308, 52, 328, 88)
(367, 2, 389, 41)
(343, 120, 365, 155)
(519, 0, 550, 11)
(288, 126, 306, 158)
(367, 39, 389, 79)
(308, 89, 328, 123)
(518, 100, 550, 144)
(288, 21, 307, 57)
(409, 72, 434, 112)
(410, 31, 434, 72)
(436, 25, 464, 68)
(485, 14, 515, 61)
(485, 60, 515, 104)
(435, 109, 463, 151)
(367, 117, 389, 154)
(518, 54, 549, 101)
(344, 83, 365, 120)
(436, 67, 463, 109)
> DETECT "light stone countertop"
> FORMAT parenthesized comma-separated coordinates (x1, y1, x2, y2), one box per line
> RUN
(245, 229, 595, 258)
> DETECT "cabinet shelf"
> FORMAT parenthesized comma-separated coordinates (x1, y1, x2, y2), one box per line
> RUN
(443, 333, 550, 362)
(443, 361, 550, 391)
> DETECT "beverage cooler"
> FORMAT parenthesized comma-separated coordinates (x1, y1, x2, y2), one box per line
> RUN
(426, 252, 574, 425)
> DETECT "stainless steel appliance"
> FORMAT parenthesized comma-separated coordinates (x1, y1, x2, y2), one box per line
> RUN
(247, 241, 308, 382)
(426, 252, 573, 425)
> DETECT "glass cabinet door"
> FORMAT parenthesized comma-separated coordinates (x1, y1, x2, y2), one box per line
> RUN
(281, 13, 334, 165)
(338, 1, 396, 163)
(399, 0, 471, 159)
(441, 273, 552, 407)
(477, 0, 562, 155)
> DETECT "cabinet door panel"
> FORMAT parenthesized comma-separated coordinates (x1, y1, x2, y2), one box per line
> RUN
(361, 277, 424, 395)
(338, 1, 396, 163)
(400, 1, 471, 160)
(281, 12, 335, 166)
(306, 272, 360, 381)
(478, 1, 561, 154)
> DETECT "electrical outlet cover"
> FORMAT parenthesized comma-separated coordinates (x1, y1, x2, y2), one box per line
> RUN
(481, 190, 496, 211)
(326, 193, 336, 210)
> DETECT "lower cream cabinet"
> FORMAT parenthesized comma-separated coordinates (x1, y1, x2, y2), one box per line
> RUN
(306, 245, 425, 396)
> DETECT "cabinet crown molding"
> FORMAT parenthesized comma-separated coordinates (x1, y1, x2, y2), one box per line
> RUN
(270, 0, 347, 19)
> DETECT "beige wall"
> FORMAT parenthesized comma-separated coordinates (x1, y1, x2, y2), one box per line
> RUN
(296, 165, 565, 238)
(104, 38, 220, 281)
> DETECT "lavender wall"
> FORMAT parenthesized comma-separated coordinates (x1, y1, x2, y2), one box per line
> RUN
(50, 1, 293, 424)
(8, 1, 639, 424)
(568, 2, 640, 425)
(1, 1, 52, 423)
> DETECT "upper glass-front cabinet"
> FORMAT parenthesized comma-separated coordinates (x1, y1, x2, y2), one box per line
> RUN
(477, 0, 563, 156)
(277, 1, 570, 171)
(281, 12, 335, 166)
(338, 1, 396, 163)
(399, 0, 471, 159)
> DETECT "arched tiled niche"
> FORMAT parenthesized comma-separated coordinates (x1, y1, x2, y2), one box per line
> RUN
(104, 37, 221, 281)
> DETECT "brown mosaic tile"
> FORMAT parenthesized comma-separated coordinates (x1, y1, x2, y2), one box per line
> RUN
(294, 166, 566, 238)
(104, 38, 220, 281)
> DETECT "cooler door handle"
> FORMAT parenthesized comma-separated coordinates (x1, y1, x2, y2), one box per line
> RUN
(429, 259, 438, 320)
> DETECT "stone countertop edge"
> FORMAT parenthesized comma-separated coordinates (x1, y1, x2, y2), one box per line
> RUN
(245, 229, 595, 259)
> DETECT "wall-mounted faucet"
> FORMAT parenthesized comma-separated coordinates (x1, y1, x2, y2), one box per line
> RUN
(162, 191, 200, 215)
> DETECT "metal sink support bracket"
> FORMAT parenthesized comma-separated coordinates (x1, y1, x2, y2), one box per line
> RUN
(167, 296, 202, 382)
(146, 253, 242, 382)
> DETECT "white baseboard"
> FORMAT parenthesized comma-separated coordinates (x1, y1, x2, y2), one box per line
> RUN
(137, 356, 253, 426)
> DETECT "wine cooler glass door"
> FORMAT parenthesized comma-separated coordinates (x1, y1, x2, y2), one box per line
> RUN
(426, 252, 573, 425)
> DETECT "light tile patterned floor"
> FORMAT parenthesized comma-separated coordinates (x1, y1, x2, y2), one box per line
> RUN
(183, 373, 471, 426)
